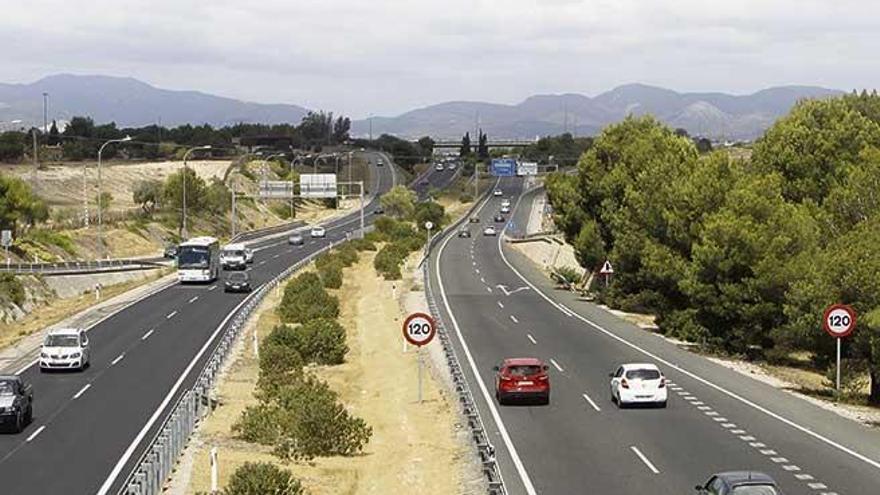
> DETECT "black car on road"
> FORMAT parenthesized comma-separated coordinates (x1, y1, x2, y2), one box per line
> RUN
(224, 272, 252, 293)
(493, 214, 506, 223)
(696, 471, 781, 494)
(0, 375, 33, 433)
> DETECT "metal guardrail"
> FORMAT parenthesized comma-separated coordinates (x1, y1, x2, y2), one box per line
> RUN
(119, 240, 340, 495)
(229, 220, 304, 243)
(0, 258, 168, 275)
(420, 178, 506, 495)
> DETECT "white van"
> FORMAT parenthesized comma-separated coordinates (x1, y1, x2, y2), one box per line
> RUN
(220, 243, 248, 270)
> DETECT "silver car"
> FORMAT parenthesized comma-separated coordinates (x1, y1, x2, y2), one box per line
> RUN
(288, 233, 304, 245)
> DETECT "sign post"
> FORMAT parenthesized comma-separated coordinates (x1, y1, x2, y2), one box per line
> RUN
(599, 260, 614, 287)
(403, 312, 436, 403)
(1, 230, 11, 267)
(823, 303, 857, 392)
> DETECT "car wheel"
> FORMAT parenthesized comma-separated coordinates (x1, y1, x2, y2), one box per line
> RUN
(25, 405, 33, 424)
(13, 412, 23, 433)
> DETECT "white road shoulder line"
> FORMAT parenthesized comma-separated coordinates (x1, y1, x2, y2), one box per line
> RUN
(26, 425, 46, 442)
(111, 354, 125, 366)
(630, 446, 660, 474)
(582, 392, 601, 412)
(73, 383, 91, 399)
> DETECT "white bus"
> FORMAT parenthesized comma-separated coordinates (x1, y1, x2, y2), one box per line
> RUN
(220, 242, 247, 270)
(177, 236, 221, 283)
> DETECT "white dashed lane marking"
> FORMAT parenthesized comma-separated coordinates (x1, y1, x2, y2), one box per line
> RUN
(26, 426, 46, 442)
(581, 392, 602, 412)
(509, 315, 519, 323)
(630, 446, 660, 474)
(526, 334, 537, 345)
(497, 301, 504, 309)
(166, 311, 177, 319)
(188, 296, 198, 303)
(549, 359, 564, 372)
(141, 329, 154, 340)
(73, 384, 91, 399)
(111, 354, 125, 366)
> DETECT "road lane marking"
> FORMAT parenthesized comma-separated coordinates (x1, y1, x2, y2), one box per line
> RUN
(582, 392, 601, 412)
(166, 311, 177, 319)
(273, 254, 280, 259)
(549, 358, 564, 372)
(188, 296, 199, 303)
(760, 449, 777, 455)
(111, 354, 125, 366)
(526, 334, 537, 345)
(630, 446, 660, 474)
(259, 261, 266, 265)
(26, 425, 46, 442)
(796, 474, 815, 480)
(141, 329, 155, 340)
(497, 301, 504, 309)
(486, 287, 492, 293)
(480, 277, 486, 283)
(73, 383, 91, 399)
(783, 465, 801, 472)
(509, 315, 519, 323)
(207, 285, 217, 291)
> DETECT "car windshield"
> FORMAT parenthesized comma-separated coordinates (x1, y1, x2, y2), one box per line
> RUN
(178, 246, 210, 269)
(626, 369, 661, 380)
(45, 334, 80, 347)
(223, 250, 244, 257)
(731, 486, 779, 495)
(228, 273, 248, 281)
(507, 365, 542, 376)
(0, 380, 15, 396)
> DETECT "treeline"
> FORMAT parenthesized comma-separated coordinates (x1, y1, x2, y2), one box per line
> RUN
(371, 185, 446, 279)
(0, 111, 352, 162)
(520, 133, 594, 167)
(546, 91, 880, 403)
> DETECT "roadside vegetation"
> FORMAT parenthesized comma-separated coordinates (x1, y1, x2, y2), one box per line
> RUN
(545, 91, 880, 404)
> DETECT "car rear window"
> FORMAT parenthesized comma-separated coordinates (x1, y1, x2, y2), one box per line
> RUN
(625, 369, 661, 380)
(731, 486, 779, 495)
(507, 365, 542, 376)
(228, 273, 248, 281)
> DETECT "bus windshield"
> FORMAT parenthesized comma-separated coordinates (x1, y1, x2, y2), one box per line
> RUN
(178, 246, 210, 269)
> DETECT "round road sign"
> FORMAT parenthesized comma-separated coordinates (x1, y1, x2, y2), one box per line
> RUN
(424, 221, 434, 231)
(403, 312, 436, 347)
(823, 304, 856, 338)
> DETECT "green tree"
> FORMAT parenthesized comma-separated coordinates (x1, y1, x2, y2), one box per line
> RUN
(572, 219, 605, 272)
(477, 130, 489, 160)
(379, 185, 416, 219)
(132, 180, 163, 214)
(460, 132, 472, 157)
(224, 462, 304, 495)
(417, 136, 435, 158)
(163, 167, 207, 216)
(48, 121, 60, 146)
(0, 132, 26, 162)
(277, 272, 339, 324)
(290, 318, 348, 365)
(204, 178, 231, 214)
(95, 192, 113, 211)
(413, 200, 445, 230)
(0, 176, 49, 232)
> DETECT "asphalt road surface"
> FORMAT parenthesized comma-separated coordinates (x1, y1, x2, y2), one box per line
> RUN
(429, 176, 880, 495)
(0, 151, 427, 495)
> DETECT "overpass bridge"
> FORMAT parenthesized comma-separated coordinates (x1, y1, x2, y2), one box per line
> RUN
(431, 139, 536, 149)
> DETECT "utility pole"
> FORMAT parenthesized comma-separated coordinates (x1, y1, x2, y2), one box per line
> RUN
(32, 130, 38, 169)
(42, 92, 48, 135)
(369, 115, 373, 142)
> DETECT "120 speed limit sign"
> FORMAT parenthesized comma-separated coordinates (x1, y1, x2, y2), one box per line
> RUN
(823, 304, 856, 338)
(403, 312, 436, 346)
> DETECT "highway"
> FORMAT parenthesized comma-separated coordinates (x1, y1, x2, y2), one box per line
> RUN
(0, 152, 422, 495)
(429, 176, 880, 494)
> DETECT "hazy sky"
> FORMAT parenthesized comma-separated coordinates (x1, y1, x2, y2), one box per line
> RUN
(1, 0, 876, 118)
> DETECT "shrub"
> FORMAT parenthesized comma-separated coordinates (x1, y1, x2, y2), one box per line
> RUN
(0, 274, 25, 306)
(555, 266, 582, 286)
(270, 375, 372, 460)
(257, 334, 304, 396)
(364, 230, 385, 243)
(348, 238, 376, 251)
(292, 318, 348, 365)
(233, 403, 282, 445)
(318, 261, 343, 289)
(374, 244, 405, 280)
(224, 462, 304, 495)
(314, 253, 338, 270)
(277, 273, 339, 324)
(26, 230, 77, 256)
(335, 245, 359, 266)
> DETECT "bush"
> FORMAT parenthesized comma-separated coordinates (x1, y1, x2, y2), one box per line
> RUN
(277, 272, 339, 324)
(314, 253, 338, 270)
(257, 333, 304, 396)
(233, 403, 282, 445)
(349, 238, 376, 251)
(270, 375, 372, 460)
(224, 462, 304, 495)
(374, 244, 405, 280)
(26, 230, 77, 256)
(335, 245, 359, 266)
(364, 230, 385, 243)
(555, 266, 582, 286)
(318, 261, 343, 289)
(0, 274, 25, 305)
(291, 318, 348, 365)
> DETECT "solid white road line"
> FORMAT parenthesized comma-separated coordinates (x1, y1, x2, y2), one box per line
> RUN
(434, 181, 535, 495)
(166, 311, 177, 319)
(582, 392, 602, 412)
(631, 446, 660, 474)
(141, 329, 154, 341)
(73, 383, 91, 399)
(494, 196, 880, 473)
(25, 426, 46, 443)
(549, 358, 564, 372)
(510, 315, 519, 323)
(110, 354, 125, 366)
(527, 334, 537, 345)
(188, 296, 198, 304)
(97, 295, 255, 495)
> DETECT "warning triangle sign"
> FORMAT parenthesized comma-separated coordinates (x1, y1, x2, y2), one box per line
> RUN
(599, 260, 614, 274)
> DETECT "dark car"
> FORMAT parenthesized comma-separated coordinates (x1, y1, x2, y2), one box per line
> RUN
(0, 375, 33, 433)
(469, 216, 480, 223)
(494, 214, 506, 223)
(494, 358, 550, 405)
(696, 471, 781, 495)
(224, 272, 252, 293)
(374, 205, 385, 215)
(163, 245, 178, 258)
(458, 229, 471, 238)
(419, 179, 430, 186)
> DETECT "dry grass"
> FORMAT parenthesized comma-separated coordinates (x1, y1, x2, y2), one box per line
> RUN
(184, 253, 467, 494)
(0, 269, 169, 349)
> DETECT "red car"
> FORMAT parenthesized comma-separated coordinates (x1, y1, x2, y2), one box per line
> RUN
(494, 358, 551, 405)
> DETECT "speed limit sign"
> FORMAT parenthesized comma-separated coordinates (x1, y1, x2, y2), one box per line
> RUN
(823, 303, 856, 338)
(403, 312, 436, 347)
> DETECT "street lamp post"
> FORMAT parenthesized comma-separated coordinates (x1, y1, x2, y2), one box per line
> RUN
(182, 145, 212, 239)
(97, 136, 132, 260)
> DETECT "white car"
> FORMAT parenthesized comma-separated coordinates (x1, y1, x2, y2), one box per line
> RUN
(483, 226, 497, 236)
(493, 189, 503, 197)
(40, 328, 90, 371)
(500, 205, 511, 214)
(435, 163, 444, 171)
(501, 199, 511, 207)
(448, 163, 457, 170)
(609, 363, 667, 408)
(310, 226, 326, 238)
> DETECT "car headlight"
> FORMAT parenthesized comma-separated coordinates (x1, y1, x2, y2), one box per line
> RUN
(40, 352, 48, 358)
(70, 352, 81, 358)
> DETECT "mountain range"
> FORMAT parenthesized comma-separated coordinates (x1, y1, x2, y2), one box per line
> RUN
(0, 74, 843, 140)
